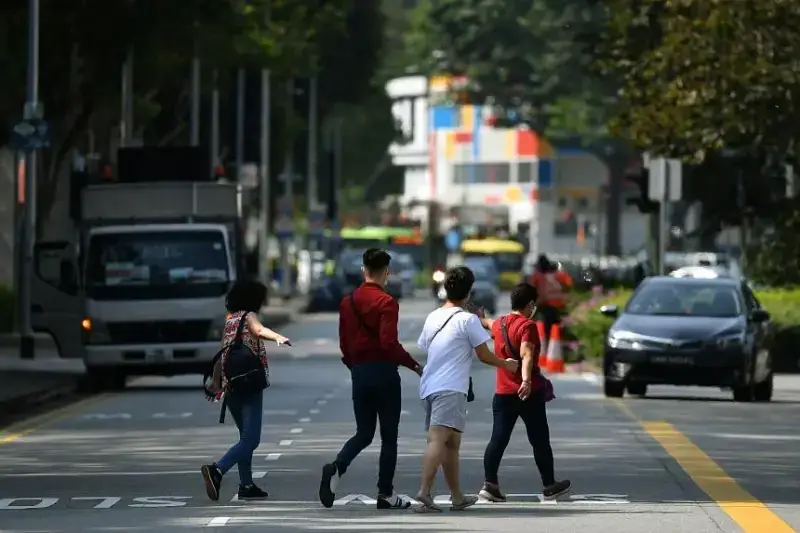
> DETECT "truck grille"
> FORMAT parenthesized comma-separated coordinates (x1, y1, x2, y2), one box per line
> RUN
(106, 320, 212, 344)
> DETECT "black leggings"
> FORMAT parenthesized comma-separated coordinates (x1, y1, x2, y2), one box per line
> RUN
(535, 305, 562, 344)
(483, 392, 555, 487)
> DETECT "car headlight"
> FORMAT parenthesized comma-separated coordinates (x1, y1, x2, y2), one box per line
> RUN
(715, 333, 745, 349)
(432, 270, 445, 283)
(607, 331, 646, 350)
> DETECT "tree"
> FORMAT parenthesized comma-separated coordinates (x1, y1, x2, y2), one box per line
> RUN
(0, 0, 344, 224)
(597, 0, 800, 225)
(404, 0, 610, 139)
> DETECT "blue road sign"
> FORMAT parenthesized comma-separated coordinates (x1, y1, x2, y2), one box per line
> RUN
(445, 229, 461, 252)
(10, 119, 51, 152)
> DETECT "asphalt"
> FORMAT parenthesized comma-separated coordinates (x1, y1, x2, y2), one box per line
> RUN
(1, 294, 799, 532)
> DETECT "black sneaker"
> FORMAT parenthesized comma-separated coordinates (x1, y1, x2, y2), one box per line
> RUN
(238, 484, 269, 500)
(478, 483, 507, 502)
(542, 479, 572, 500)
(319, 462, 339, 508)
(201, 464, 222, 501)
(377, 494, 411, 509)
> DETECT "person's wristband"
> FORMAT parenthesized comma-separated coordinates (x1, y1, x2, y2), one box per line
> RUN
(522, 379, 532, 384)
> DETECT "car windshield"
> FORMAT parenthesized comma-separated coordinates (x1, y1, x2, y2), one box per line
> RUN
(625, 283, 742, 318)
(464, 252, 522, 272)
(85, 230, 230, 300)
(464, 261, 496, 282)
(389, 253, 414, 271)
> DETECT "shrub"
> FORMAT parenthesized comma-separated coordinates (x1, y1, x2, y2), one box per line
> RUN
(0, 285, 14, 333)
(568, 286, 800, 372)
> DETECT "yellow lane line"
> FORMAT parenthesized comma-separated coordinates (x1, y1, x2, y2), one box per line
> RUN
(609, 399, 795, 533)
(0, 393, 112, 445)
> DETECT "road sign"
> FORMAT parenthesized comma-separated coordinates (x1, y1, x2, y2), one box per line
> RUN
(275, 215, 294, 239)
(445, 229, 461, 251)
(277, 195, 293, 217)
(10, 118, 51, 152)
(309, 207, 326, 236)
(647, 157, 682, 201)
(238, 163, 258, 188)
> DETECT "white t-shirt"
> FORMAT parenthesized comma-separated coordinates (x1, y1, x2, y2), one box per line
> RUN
(417, 307, 491, 399)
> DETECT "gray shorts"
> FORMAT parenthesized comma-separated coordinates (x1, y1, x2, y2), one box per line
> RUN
(423, 391, 468, 433)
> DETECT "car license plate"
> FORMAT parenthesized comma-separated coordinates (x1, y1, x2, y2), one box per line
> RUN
(146, 349, 169, 363)
(651, 355, 694, 365)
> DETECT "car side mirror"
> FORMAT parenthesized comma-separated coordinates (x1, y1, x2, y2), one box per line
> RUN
(59, 260, 78, 293)
(599, 304, 618, 318)
(750, 309, 770, 323)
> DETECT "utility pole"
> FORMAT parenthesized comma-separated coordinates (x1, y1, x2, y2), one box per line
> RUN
(259, 67, 271, 289)
(210, 69, 220, 174)
(18, 0, 40, 359)
(190, 52, 201, 146)
(280, 78, 296, 299)
(235, 69, 245, 181)
(120, 47, 134, 147)
(306, 76, 319, 252)
(657, 157, 669, 275)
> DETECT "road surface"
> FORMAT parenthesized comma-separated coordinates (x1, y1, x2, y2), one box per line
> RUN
(1, 294, 799, 532)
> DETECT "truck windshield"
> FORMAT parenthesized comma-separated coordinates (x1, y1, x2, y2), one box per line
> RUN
(85, 230, 230, 300)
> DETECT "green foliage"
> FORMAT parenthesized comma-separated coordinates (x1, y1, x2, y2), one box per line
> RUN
(405, 0, 610, 138)
(569, 288, 800, 372)
(0, 285, 14, 333)
(747, 202, 800, 286)
(598, 0, 800, 163)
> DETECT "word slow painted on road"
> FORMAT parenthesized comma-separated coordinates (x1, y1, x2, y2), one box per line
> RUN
(333, 493, 630, 506)
(0, 497, 191, 510)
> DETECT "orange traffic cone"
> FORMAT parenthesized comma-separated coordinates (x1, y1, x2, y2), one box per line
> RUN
(536, 321, 549, 367)
(545, 324, 565, 373)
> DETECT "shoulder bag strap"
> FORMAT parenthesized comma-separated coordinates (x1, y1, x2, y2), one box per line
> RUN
(233, 312, 249, 346)
(428, 309, 464, 346)
(501, 316, 521, 360)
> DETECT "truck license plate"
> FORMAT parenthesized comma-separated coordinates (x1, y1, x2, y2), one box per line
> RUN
(146, 349, 169, 363)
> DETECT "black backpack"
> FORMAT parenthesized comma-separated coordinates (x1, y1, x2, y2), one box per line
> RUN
(204, 312, 267, 423)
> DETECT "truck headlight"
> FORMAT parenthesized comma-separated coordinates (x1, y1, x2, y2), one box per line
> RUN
(82, 317, 111, 345)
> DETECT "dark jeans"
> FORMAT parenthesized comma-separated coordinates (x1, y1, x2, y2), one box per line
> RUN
(535, 305, 562, 344)
(217, 390, 263, 486)
(335, 361, 401, 496)
(483, 391, 555, 487)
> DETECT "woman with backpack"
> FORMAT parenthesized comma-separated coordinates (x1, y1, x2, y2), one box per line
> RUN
(201, 280, 291, 501)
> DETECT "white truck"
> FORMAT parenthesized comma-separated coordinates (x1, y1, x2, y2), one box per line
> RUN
(32, 170, 244, 390)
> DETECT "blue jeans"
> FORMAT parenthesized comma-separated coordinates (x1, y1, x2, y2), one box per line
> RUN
(216, 390, 263, 486)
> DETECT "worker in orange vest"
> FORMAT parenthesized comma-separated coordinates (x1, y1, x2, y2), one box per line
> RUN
(529, 255, 573, 345)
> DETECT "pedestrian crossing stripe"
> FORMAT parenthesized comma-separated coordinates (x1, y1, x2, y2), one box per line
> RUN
(332, 493, 629, 506)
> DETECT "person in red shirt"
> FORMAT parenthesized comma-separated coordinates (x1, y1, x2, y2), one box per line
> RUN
(319, 248, 422, 510)
(529, 254, 573, 345)
(479, 283, 572, 503)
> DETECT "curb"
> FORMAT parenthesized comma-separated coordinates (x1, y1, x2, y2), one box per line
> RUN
(0, 375, 84, 427)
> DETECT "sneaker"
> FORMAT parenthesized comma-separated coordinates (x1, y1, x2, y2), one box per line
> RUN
(377, 494, 411, 509)
(319, 462, 339, 508)
(542, 479, 572, 500)
(201, 464, 222, 501)
(478, 483, 507, 502)
(238, 484, 269, 500)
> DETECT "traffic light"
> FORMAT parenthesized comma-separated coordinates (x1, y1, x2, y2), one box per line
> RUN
(625, 169, 659, 213)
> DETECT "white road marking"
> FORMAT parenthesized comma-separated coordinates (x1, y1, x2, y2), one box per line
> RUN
(323, 393, 334, 399)
(279, 440, 293, 446)
(298, 417, 311, 423)
(289, 428, 303, 434)
(316, 400, 327, 405)
(292, 353, 310, 359)
(581, 372, 601, 385)
(0, 470, 211, 477)
(263, 410, 298, 416)
(252, 471, 267, 479)
(400, 410, 411, 416)
(265, 453, 281, 461)
(313, 339, 329, 346)
(207, 517, 230, 526)
(309, 409, 320, 414)
(331, 493, 630, 507)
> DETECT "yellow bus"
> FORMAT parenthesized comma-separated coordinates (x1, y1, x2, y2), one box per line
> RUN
(460, 238, 525, 290)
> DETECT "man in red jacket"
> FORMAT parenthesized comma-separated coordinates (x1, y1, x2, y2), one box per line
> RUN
(319, 248, 423, 510)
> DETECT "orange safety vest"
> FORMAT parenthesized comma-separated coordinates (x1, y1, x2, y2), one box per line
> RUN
(530, 271, 572, 308)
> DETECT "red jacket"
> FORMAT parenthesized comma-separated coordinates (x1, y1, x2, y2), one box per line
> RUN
(339, 282, 419, 370)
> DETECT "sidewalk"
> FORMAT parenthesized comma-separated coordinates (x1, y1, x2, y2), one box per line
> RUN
(0, 296, 307, 422)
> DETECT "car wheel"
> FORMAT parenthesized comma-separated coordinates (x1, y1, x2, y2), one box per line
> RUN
(732, 384, 754, 402)
(753, 373, 774, 402)
(603, 379, 625, 398)
(627, 383, 647, 396)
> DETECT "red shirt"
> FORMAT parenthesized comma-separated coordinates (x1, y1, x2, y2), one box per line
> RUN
(491, 313, 541, 395)
(339, 282, 419, 371)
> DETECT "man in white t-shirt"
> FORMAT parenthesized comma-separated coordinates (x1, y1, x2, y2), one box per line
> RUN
(414, 266, 519, 513)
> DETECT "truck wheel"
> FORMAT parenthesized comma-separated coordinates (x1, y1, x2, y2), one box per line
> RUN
(627, 383, 647, 396)
(604, 379, 625, 398)
(753, 373, 773, 402)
